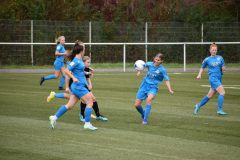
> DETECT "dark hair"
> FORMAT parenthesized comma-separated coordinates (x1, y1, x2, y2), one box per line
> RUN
(154, 53, 164, 61)
(69, 40, 84, 61)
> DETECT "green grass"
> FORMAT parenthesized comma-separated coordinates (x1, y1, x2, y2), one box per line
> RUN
(0, 63, 239, 69)
(0, 72, 240, 160)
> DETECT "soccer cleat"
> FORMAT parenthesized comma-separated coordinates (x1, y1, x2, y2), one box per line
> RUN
(217, 111, 227, 115)
(84, 123, 98, 130)
(47, 91, 55, 103)
(49, 116, 56, 129)
(193, 104, 200, 115)
(142, 121, 148, 125)
(96, 115, 108, 121)
(79, 115, 85, 122)
(40, 77, 45, 85)
(58, 87, 64, 90)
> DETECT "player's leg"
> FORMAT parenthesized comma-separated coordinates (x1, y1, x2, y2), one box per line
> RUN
(80, 100, 86, 122)
(143, 94, 155, 124)
(47, 91, 70, 102)
(58, 66, 65, 90)
(216, 85, 227, 115)
(134, 99, 144, 119)
(49, 95, 78, 129)
(81, 93, 97, 130)
(194, 88, 216, 114)
(40, 61, 61, 85)
(88, 92, 108, 121)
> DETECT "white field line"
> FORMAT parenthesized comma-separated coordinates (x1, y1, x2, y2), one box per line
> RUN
(201, 85, 240, 89)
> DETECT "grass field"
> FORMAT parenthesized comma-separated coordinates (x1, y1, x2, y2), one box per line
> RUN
(0, 72, 240, 160)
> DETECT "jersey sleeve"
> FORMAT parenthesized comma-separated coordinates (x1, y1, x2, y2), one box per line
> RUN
(162, 68, 170, 81)
(201, 58, 208, 69)
(85, 68, 90, 79)
(56, 45, 62, 52)
(220, 56, 225, 67)
(145, 62, 152, 68)
(67, 60, 77, 71)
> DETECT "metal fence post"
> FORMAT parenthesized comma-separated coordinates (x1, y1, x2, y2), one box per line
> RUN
(183, 43, 186, 72)
(89, 21, 92, 59)
(31, 20, 34, 66)
(201, 23, 204, 42)
(123, 44, 126, 72)
(145, 22, 148, 62)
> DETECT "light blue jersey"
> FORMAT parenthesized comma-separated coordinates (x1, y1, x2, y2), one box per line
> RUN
(68, 57, 87, 86)
(143, 62, 169, 86)
(201, 55, 225, 89)
(55, 44, 66, 62)
(136, 62, 169, 100)
(201, 55, 224, 76)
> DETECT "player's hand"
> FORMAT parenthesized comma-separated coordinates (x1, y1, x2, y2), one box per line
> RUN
(88, 84, 92, 90)
(196, 75, 201, 79)
(73, 77, 79, 83)
(137, 71, 141, 76)
(65, 87, 70, 93)
(169, 90, 174, 95)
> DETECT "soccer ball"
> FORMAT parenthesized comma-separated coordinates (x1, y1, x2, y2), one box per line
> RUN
(134, 60, 145, 71)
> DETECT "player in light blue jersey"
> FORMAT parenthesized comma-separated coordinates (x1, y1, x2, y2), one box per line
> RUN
(194, 43, 227, 115)
(40, 36, 67, 90)
(49, 41, 98, 130)
(134, 53, 174, 125)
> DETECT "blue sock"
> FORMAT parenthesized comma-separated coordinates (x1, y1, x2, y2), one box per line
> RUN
(217, 95, 224, 111)
(85, 107, 92, 122)
(55, 105, 68, 119)
(55, 93, 65, 99)
(136, 106, 144, 119)
(44, 74, 57, 80)
(143, 104, 152, 122)
(59, 75, 65, 87)
(198, 96, 209, 108)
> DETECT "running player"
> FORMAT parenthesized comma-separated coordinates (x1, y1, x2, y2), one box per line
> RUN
(134, 53, 174, 125)
(49, 41, 97, 130)
(194, 43, 227, 115)
(40, 36, 67, 90)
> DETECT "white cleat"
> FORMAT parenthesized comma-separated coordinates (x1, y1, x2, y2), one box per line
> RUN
(84, 123, 98, 131)
(49, 115, 56, 129)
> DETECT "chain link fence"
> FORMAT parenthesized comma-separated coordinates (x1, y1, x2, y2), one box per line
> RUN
(0, 20, 239, 65)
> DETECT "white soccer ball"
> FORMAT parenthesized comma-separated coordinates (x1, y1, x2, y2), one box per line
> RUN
(134, 60, 145, 71)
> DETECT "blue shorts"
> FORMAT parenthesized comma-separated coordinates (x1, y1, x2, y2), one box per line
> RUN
(136, 82, 158, 100)
(70, 83, 89, 99)
(54, 60, 65, 71)
(209, 76, 222, 90)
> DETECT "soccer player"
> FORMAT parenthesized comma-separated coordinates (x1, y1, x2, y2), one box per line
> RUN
(47, 56, 108, 122)
(134, 53, 174, 125)
(194, 43, 227, 115)
(49, 41, 97, 130)
(40, 36, 67, 90)
(79, 56, 108, 122)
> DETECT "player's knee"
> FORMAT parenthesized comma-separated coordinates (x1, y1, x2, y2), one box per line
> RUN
(146, 99, 152, 104)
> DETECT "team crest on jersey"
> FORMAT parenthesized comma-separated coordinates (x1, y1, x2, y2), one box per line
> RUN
(211, 62, 220, 67)
(155, 70, 160, 74)
(57, 46, 61, 50)
(217, 57, 221, 61)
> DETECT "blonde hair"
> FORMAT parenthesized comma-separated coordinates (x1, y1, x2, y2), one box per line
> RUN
(210, 42, 217, 49)
(56, 36, 65, 44)
(83, 56, 90, 62)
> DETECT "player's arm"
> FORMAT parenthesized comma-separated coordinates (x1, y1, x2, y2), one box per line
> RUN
(196, 68, 204, 79)
(197, 58, 207, 79)
(64, 68, 78, 83)
(65, 74, 70, 93)
(55, 50, 67, 56)
(165, 81, 174, 95)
